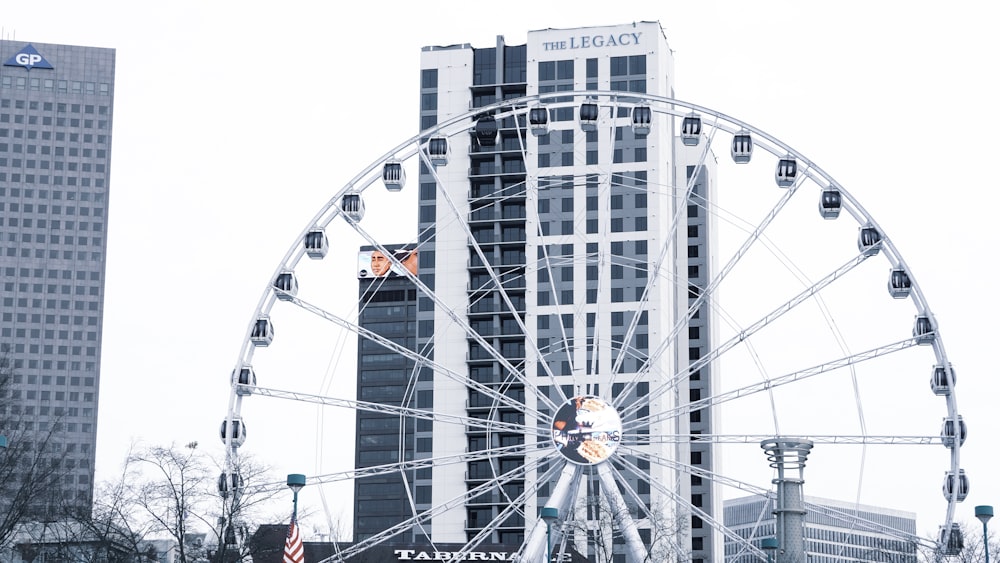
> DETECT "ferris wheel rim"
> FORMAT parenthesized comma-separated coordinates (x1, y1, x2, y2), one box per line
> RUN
(221, 91, 963, 560)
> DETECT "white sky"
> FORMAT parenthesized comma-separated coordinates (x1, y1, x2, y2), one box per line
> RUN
(4, 0, 999, 543)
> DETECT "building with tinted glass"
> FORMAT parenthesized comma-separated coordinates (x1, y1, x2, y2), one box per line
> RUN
(0, 40, 115, 515)
(723, 495, 918, 562)
(355, 22, 718, 561)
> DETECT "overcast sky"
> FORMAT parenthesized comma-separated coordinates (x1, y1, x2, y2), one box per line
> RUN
(4, 0, 998, 541)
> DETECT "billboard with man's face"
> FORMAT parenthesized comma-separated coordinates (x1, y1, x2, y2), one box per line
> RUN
(357, 248, 418, 279)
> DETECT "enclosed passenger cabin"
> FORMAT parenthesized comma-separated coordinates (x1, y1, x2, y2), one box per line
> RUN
(819, 188, 842, 219)
(382, 160, 406, 192)
(304, 228, 328, 259)
(475, 115, 498, 147)
(858, 225, 881, 256)
(942, 469, 969, 502)
(888, 268, 912, 299)
(775, 156, 797, 187)
(218, 471, 244, 499)
(941, 415, 967, 448)
(913, 314, 935, 344)
(233, 365, 256, 395)
(220, 417, 247, 447)
(427, 136, 449, 166)
(528, 106, 549, 136)
(250, 317, 273, 346)
(579, 102, 599, 131)
(681, 113, 702, 146)
(631, 105, 652, 135)
(340, 192, 365, 222)
(939, 524, 964, 556)
(731, 130, 753, 163)
(931, 364, 956, 396)
(273, 271, 298, 301)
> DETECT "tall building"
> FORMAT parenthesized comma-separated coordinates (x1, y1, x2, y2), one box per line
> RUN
(353, 244, 420, 540)
(0, 40, 116, 513)
(354, 22, 718, 561)
(723, 495, 918, 562)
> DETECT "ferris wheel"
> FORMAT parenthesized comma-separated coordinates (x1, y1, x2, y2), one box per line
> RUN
(220, 91, 966, 561)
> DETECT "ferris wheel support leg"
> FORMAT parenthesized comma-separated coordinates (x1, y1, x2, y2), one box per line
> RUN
(761, 439, 813, 563)
(521, 463, 582, 562)
(598, 464, 649, 563)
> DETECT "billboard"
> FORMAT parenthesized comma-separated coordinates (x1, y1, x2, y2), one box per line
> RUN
(357, 248, 418, 279)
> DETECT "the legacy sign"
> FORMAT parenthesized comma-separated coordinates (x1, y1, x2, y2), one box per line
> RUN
(541, 32, 642, 51)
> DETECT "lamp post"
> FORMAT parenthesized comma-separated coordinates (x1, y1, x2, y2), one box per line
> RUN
(761, 537, 778, 563)
(976, 505, 993, 563)
(287, 474, 306, 520)
(540, 507, 559, 562)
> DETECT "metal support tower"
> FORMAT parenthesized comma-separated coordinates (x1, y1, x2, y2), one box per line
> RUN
(761, 439, 813, 563)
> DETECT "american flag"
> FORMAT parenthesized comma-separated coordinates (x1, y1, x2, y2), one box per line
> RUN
(283, 514, 305, 563)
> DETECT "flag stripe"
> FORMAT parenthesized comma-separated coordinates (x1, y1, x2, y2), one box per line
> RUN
(284, 516, 305, 563)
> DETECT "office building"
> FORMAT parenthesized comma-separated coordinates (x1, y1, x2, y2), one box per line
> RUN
(0, 40, 116, 514)
(354, 22, 718, 561)
(353, 244, 420, 540)
(723, 495, 918, 562)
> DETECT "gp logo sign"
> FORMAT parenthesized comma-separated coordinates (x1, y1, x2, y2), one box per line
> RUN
(3, 44, 54, 70)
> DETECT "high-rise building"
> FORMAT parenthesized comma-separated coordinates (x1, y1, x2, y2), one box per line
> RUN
(723, 495, 918, 562)
(354, 22, 718, 561)
(0, 40, 116, 514)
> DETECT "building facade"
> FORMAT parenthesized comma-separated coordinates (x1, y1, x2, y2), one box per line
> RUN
(0, 40, 116, 513)
(723, 495, 918, 562)
(354, 22, 719, 561)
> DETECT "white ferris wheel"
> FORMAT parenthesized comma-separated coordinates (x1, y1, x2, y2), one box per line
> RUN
(220, 91, 967, 562)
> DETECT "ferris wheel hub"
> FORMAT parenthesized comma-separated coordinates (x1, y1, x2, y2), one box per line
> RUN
(551, 395, 623, 465)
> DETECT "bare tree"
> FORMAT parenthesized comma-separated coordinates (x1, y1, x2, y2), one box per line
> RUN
(563, 493, 688, 562)
(128, 441, 212, 563)
(0, 344, 72, 548)
(204, 452, 283, 563)
(915, 522, 1000, 563)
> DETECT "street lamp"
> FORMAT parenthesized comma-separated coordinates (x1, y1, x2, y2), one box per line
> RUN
(976, 505, 993, 563)
(761, 537, 779, 563)
(287, 474, 306, 520)
(540, 507, 559, 562)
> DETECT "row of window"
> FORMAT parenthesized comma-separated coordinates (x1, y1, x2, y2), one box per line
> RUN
(2, 328, 99, 343)
(0, 173, 106, 187)
(0, 76, 112, 95)
(1, 99, 110, 113)
(4, 249, 103, 261)
(0, 186, 105, 199)
(5, 389, 96, 402)
(0, 131, 108, 146)
(4, 236, 103, 248)
(1, 338, 99, 356)
(2, 158, 108, 172)
(3, 266, 101, 279)
(9, 374, 95, 386)
(0, 115, 110, 130)
(3, 282, 101, 298)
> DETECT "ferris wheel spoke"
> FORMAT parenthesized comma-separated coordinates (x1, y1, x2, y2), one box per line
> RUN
(634, 434, 941, 445)
(622, 247, 869, 424)
(422, 150, 562, 413)
(276, 290, 549, 421)
(247, 385, 548, 438)
(623, 335, 921, 432)
(317, 454, 548, 563)
(635, 160, 811, 384)
(455, 460, 564, 559)
(620, 248, 878, 423)
(614, 449, 770, 561)
(609, 118, 722, 399)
